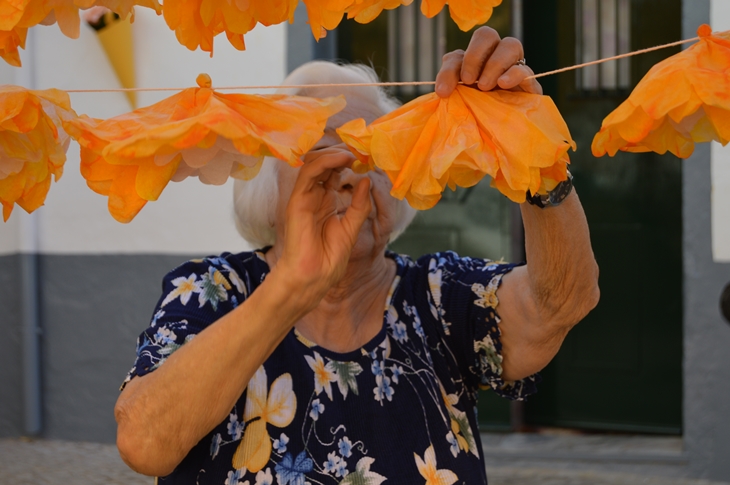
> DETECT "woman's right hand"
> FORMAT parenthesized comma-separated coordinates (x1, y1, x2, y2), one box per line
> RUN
(272, 146, 372, 311)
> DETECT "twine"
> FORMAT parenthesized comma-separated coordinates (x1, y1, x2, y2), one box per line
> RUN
(63, 34, 703, 93)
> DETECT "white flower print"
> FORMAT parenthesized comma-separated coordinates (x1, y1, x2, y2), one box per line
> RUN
(446, 431, 459, 458)
(336, 459, 349, 478)
(391, 365, 404, 384)
(338, 436, 353, 458)
(226, 267, 247, 294)
(154, 327, 177, 346)
(273, 432, 289, 453)
(255, 468, 274, 485)
(370, 360, 385, 377)
(471, 275, 501, 309)
(305, 351, 337, 400)
(373, 375, 394, 404)
(225, 469, 243, 485)
(386, 307, 410, 343)
(413, 314, 425, 338)
(323, 451, 343, 474)
(210, 433, 222, 459)
(227, 413, 243, 440)
(310, 399, 325, 421)
(160, 274, 201, 307)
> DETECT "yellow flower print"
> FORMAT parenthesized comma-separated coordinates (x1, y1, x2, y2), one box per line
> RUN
(160, 274, 201, 307)
(232, 366, 296, 473)
(471, 274, 502, 309)
(305, 351, 337, 400)
(414, 445, 458, 485)
(438, 382, 478, 457)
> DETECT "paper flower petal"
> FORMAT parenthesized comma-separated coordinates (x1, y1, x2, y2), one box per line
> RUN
(0, 26, 25, 67)
(337, 85, 575, 210)
(0, 0, 161, 65)
(162, 0, 295, 55)
(421, 0, 502, 31)
(592, 25, 730, 159)
(302, 0, 353, 40)
(64, 74, 346, 223)
(0, 86, 77, 221)
(346, 0, 412, 24)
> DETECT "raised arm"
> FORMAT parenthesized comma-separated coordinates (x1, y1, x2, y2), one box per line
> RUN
(114, 149, 371, 476)
(435, 27, 600, 383)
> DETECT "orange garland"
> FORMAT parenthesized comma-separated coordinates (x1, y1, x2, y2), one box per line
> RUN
(593, 25, 730, 158)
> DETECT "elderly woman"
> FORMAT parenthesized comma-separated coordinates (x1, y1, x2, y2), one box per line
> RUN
(115, 27, 599, 485)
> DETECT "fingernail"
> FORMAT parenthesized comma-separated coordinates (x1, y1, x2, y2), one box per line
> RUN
(498, 75, 509, 85)
(436, 82, 446, 94)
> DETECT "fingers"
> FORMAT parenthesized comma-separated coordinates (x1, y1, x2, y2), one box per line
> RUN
(436, 28, 543, 97)
(477, 36, 524, 91)
(435, 50, 464, 98)
(461, 27, 501, 85)
(295, 148, 356, 193)
(340, 178, 372, 243)
(497, 65, 543, 94)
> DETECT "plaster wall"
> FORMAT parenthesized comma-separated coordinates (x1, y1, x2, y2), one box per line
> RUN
(0, 255, 22, 437)
(683, 4, 730, 481)
(711, 1, 730, 262)
(0, 12, 284, 441)
(39, 254, 195, 443)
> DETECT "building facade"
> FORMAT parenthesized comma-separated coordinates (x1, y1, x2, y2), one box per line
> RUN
(0, 0, 728, 480)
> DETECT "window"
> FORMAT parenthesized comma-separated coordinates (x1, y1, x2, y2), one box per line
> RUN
(575, 0, 631, 91)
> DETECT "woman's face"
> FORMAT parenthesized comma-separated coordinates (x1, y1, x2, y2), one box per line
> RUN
(274, 129, 402, 260)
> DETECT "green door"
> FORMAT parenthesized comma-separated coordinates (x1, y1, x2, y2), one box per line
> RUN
(522, 0, 683, 434)
(335, 0, 683, 434)
(336, 3, 520, 430)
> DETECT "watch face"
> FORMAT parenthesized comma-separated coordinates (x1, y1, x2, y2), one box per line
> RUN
(549, 178, 573, 206)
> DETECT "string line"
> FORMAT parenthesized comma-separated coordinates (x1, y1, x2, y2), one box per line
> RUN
(63, 34, 704, 94)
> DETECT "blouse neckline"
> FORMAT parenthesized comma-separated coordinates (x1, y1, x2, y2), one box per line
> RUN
(256, 250, 407, 362)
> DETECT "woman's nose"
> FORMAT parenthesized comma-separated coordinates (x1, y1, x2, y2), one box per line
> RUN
(335, 167, 364, 193)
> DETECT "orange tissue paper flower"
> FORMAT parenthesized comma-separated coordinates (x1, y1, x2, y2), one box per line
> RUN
(337, 85, 575, 210)
(0, 86, 77, 221)
(162, 0, 297, 55)
(0, 26, 26, 67)
(301, 0, 353, 40)
(421, 0, 502, 32)
(346, 0, 412, 24)
(63, 74, 346, 223)
(0, 0, 161, 65)
(592, 25, 730, 159)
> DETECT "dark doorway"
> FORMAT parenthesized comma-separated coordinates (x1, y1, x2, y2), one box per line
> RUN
(522, 0, 683, 434)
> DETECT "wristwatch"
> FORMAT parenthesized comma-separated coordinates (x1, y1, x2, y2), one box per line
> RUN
(525, 171, 574, 209)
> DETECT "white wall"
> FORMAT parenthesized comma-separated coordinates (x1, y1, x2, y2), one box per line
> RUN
(711, 0, 730, 262)
(0, 10, 287, 255)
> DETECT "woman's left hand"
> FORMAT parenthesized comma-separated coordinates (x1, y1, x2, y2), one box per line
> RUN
(435, 27, 542, 98)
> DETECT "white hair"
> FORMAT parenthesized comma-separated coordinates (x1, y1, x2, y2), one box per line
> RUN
(233, 61, 418, 249)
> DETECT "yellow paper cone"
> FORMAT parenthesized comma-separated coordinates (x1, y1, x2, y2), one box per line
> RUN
(96, 13, 136, 108)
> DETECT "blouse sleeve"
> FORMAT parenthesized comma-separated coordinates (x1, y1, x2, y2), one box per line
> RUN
(120, 254, 252, 390)
(419, 251, 539, 400)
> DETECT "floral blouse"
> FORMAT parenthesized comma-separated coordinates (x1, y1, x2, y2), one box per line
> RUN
(122, 250, 538, 485)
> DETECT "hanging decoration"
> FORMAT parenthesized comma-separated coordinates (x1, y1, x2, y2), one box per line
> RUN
(337, 85, 575, 210)
(592, 25, 730, 159)
(63, 74, 345, 223)
(162, 0, 500, 55)
(0, 0, 161, 66)
(0, 86, 77, 221)
(421, 0, 501, 32)
(344, 0, 412, 25)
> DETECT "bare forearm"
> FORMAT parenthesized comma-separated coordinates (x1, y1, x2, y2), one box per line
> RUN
(498, 190, 599, 381)
(114, 268, 310, 476)
(521, 190, 599, 327)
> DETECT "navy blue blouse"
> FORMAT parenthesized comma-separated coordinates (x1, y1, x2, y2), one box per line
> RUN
(122, 250, 538, 485)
